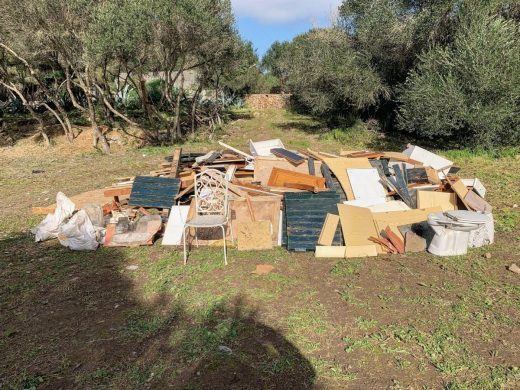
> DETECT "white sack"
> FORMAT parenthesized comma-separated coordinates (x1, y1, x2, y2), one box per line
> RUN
(32, 192, 75, 242)
(58, 210, 99, 251)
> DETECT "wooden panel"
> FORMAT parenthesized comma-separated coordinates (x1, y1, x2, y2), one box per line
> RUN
(318, 213, 340, 246)
(417, 191, 457, 212)
(345, 245, 378, 258)
(322, 157, 372, 200)
(237, 221, 273, 251)
(337, 204, 379, 249)
(103, 187, 132, 197)
(254, 157, 322, 186)
(285, 191, 341, 251)
(372, 207, 442, 229)
(231, 196, 281, 244)
(128, 176, 181, 209)
(268, 168, 326, 189)
(449, 179, 471, 209)
(315, 246, 346, 258)
(169, 147, 182, 177)
(32, 188, 126, 215)
(271, 148, 306, 165)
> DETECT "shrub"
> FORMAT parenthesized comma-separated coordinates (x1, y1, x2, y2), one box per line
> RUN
(398, 11, 520, 147)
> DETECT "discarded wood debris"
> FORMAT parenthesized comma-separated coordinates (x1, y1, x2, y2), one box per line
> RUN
(31, 141, 494, 259)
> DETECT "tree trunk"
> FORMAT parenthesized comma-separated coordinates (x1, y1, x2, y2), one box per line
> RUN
(191, 84, 203, 136)
(173, 72, 185, 142)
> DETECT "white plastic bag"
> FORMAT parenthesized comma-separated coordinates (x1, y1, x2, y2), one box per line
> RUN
(58, 210, 99, 251)
(32, 192, 75, 242)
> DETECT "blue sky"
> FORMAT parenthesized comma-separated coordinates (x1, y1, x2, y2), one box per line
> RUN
(231, 0, 342, 58)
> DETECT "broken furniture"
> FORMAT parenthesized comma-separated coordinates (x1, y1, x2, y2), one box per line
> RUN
(183, 169, 233, 265)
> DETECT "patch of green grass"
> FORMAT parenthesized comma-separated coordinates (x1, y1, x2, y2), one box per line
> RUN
(119, 307, 181, 339)
(331, 260, 362, 277)
(495, 209, 519, 232)
(311, 357, 357, 383)
(356, 317, 378, 331)
(343, 336, 375, 353)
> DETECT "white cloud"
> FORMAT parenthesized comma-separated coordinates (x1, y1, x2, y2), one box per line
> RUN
(231, 0, 342, 24)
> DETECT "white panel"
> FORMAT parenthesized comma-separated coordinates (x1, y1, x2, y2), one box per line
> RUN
(162, 206, 190, 246)
(347, 168, 387, 200)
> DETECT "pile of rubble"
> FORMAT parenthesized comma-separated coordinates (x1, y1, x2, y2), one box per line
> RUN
(31, 139, 494, 258)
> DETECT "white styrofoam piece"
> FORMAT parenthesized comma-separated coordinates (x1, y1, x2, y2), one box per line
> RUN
(403, 145, 453, 179)
(462, 178, 486, 198)
(249, 139, 285, 157)
(162, 205, 190, 245)
(343, 198, 387, 207)
(347, 168, 387, 200)
(277, 210, 283, 246)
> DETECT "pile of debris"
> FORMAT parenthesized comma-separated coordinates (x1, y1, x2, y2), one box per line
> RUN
(31, 139, 494, 257)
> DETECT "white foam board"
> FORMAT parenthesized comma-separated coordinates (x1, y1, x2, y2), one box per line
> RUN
(162, 206, 190, 245)
(347, 168, 387, 200)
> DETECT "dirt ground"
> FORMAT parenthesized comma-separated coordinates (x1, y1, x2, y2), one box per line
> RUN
(1, 109, 519, 389)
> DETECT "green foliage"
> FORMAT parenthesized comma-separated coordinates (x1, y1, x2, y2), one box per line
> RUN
(398, 9, 520, 147)
(284, 28, 387, 119)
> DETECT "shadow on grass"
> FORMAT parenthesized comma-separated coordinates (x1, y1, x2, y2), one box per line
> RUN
(0, 233, 316, 389)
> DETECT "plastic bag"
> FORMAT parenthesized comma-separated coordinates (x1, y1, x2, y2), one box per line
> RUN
(32, 192, 75, 242)
(58, 210, 99, 251)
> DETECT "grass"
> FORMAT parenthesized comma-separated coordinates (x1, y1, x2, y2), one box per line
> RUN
(1, 108, 520, 389)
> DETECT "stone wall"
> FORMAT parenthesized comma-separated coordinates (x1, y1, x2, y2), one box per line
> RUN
(244, 94, 291, 110)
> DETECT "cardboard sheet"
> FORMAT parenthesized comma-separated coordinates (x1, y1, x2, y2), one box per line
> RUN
(323, 157, 372, 200)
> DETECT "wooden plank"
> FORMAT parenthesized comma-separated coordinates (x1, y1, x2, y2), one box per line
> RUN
(268, 168, 326, 189)
(169, 147, 182, 177)
(337, 205, 379, 249)
(392, 164, 414, 208)
(345, 245, 378, 258)
(449, 179, 471, 210)
(103, 187, 132, 197)
(271, 148, 306, 165)
(323, 157, 372, 200)
(318, 213, 340, 246)
(32, 188, 125, 215)
(315, 246, 346, 258)
(417, 191, 457, 212)
(385, 226, 405, 254)
(308, 157, 315, 176)
(464, 190, 492, 213)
